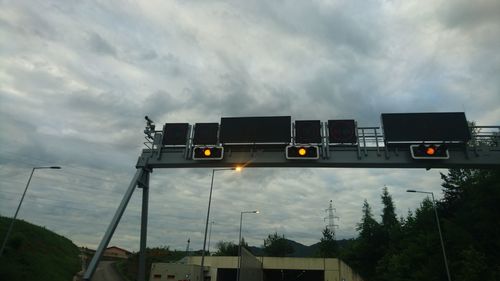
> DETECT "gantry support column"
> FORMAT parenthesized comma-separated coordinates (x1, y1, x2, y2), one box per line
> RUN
(138, 169, 151, 281)
(83, 168, 145, 281)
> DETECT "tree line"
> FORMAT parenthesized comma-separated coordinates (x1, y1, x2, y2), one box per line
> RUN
(340, 168, 500, 281)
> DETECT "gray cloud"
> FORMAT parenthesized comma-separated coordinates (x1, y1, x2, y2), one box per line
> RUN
(245, 1, 383, 55)
(0, 3, 58, 40)
(88, 32, 117, 56)
(439, 0, 500, 29)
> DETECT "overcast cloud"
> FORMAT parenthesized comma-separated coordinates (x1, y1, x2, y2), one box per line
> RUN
(1, 0, 499, 251)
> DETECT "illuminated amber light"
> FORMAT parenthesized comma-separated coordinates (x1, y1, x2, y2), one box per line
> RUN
(204, 149, 211, 156)
(298, 147, 307, 156)
(426, 147, 436, 155)
(235, 166, 242, 172)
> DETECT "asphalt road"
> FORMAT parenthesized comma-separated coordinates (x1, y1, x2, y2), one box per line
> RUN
(91, 261, 124, 281)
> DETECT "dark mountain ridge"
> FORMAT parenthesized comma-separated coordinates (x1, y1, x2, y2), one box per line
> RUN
(248, 238, 353, 257)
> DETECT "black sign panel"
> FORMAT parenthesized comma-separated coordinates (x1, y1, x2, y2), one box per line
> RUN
(295, 120, 321, 143)
(193, 123, 219, 145)
(220, 116, 291, 143)
(162, 123, 189, 145)
(381, 112, 470, 142)
(328, 120, 357, 143)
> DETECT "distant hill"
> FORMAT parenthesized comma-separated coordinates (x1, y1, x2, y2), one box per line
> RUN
(248, 238, 353, 257)
(0, 216, 80, 281)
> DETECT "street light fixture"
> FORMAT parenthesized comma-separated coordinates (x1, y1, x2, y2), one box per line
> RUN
(0, 166, 62, 257)
(407, 189, 451, 281)
(200, 167, 242, 280)
(237, 210, 259, 281)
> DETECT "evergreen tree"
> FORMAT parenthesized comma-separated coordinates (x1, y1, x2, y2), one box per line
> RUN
(440, 168, 477, 208)
(440, 122, 481, 209)
(343, 169, 500, 281)
(441, 169, 500, 280)
(376, 169, 500, 281)
(357, 199, 379, 240)
(353, 200, 384, 280)
(318, 227, 337, 258)
(375, 187, 403, 280)
(375, 198, 444, 281)
(213, 240, 241, 256)
(455, 246, 489, 281)
(380, 186, 401, 255)
(381, 186, 398, 229)
(263, 232, 294, 257)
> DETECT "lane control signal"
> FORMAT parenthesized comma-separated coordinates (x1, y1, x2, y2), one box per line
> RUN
(410, 144, 449, 159)
(286, 145, 320, 160)
(193, 146, 224, 160)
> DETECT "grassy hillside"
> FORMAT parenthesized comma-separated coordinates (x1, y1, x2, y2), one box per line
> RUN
(0, 216, 80, 281)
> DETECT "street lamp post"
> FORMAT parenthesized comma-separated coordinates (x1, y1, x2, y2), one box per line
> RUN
(200, 167, 241, 281)
(407, 189, 451, 281)
(0, 166, 61, 257)
(237, 210, 259, 281)
(207, 221, 215, 254)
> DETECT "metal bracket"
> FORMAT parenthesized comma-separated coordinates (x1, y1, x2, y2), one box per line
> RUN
(137, 168, 152, 188)
(152, 132, 163, 160)
(185, 124, 194, 160)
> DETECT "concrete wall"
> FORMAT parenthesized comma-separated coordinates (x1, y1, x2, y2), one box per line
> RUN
(149, 263, 202, 281)
(185, 256, 238, 281)
(187, 256, 238, 268)
(240, 248, 263, 281)
(157, 256, 363, 281)
(338, 260, 364, 281)
(259, 257, 338, 271)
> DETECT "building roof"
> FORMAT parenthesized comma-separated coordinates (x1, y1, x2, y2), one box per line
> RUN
(106, 246, 131, 254)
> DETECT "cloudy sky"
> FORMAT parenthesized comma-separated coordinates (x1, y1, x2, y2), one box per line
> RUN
(1, 0, 499, 252)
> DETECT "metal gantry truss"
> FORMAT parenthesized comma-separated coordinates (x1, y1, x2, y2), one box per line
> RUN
(83, 124, 500, 281)
(138, 125, 500, 169)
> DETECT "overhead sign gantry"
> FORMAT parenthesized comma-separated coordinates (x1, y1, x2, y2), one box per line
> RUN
(84, 112, 500, 281)
(137, 112, 499, 169)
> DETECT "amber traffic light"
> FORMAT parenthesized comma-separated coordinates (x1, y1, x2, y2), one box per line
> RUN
(410, 144, 449, 159)
(193, 146, 224, 160)
(286, 145, 319, 160)
(426, 146, 436, 155)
